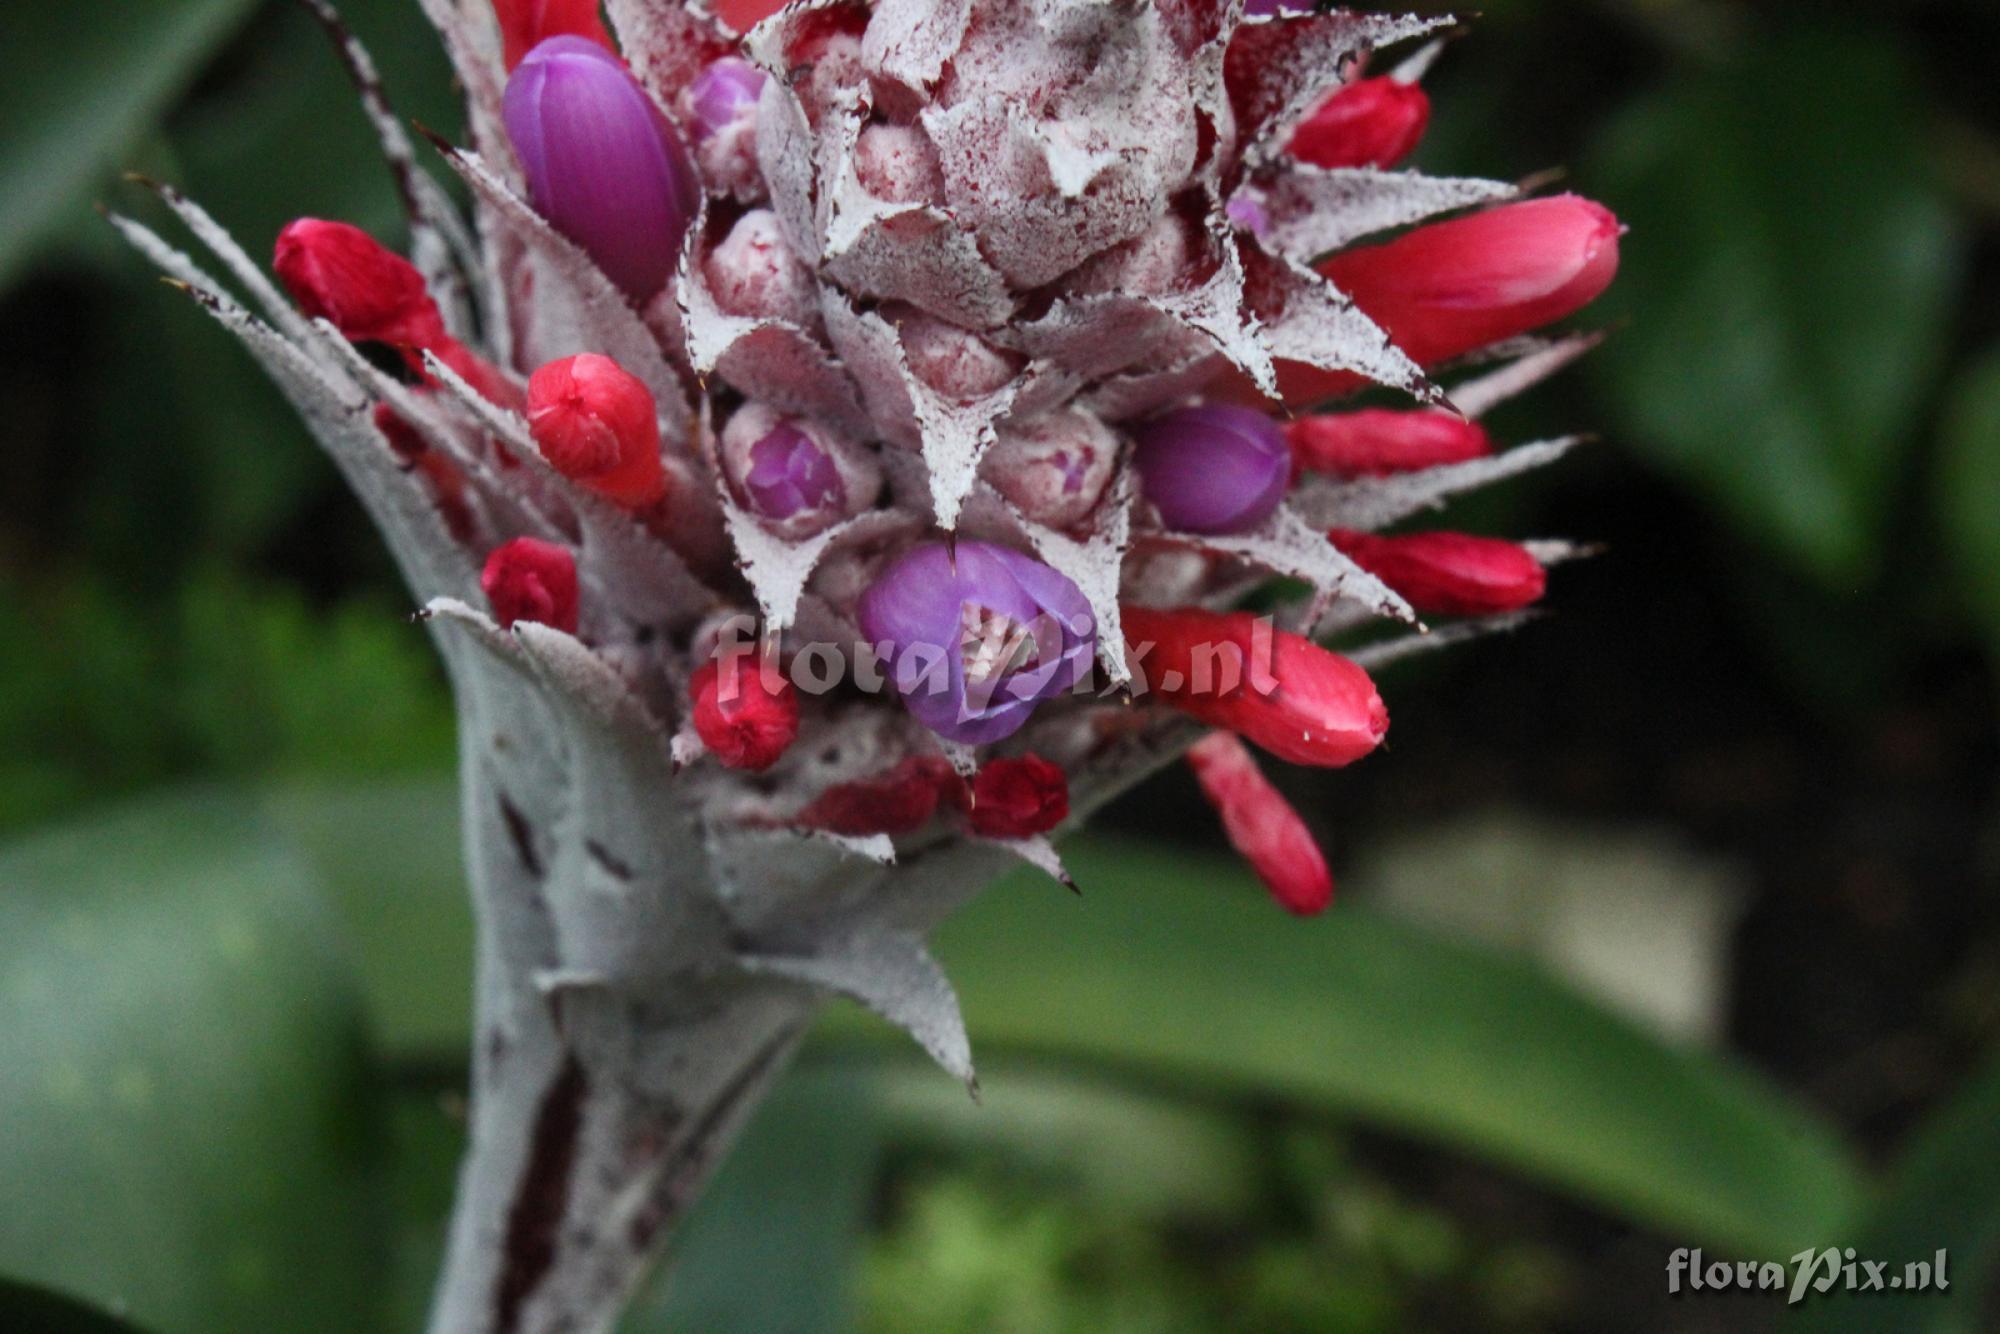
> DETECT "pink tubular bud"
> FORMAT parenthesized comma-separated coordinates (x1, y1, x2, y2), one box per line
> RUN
(796, 756, 961, 837)
(493, 0, 613, 72)
(1287, 76, 1431, 170)
(982, 410, 1118, 530)
(526, 353, 668, 508)
(702, 210, 818, 326)
(1122, 606, 1387, 768)
(967, 755, 1069, 839)
(1187, 731, 1334, 916)
(481, 537, 579, 633)
(274, 219, 446, 350)
(1287, 408, 1493, 478)
(690, 658, 799, 771)
(1318, 195, 1622, 369)
(1328, 528, 1547, 617)
(718, 402, 880, 540)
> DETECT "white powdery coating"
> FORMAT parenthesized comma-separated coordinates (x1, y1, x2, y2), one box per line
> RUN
(703, 209, 821, 329)
(1248, 166, 1517, 261)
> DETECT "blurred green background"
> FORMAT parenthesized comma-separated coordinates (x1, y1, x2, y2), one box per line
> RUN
(2, 0, 1998, 1330)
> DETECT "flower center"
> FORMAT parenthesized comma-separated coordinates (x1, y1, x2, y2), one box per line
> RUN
(960, 603, 1042, 686)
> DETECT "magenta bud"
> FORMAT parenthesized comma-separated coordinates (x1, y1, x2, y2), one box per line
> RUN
(1133, 404, 1291, 535)
(744, 425, 841, 520)
(503, 36, 700, 302)
(687, 57, 765, 141)
(719, 402, 881, 539)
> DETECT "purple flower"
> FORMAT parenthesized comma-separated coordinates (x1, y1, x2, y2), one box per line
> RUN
(743, 425, 841, 520)
(687, 57, 765, 142)
(1133, 404, 1290, 534)
(859, 541, 1096, 745)
(503, 36, 700, 302)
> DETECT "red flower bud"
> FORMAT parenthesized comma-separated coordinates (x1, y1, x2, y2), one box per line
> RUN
(796, 757, 962, 837)
(481, 537, 579, 633)
(690, 657, 799, 772)
(494, 0, 614, 72)
(1320, 195, 1621, 367)
(274, 219, 446, 350)
(1287, 76, 1431, 170)
(968, 755, 1069, 839)
(1279, 195, 1621, 404)
(1327, 529, 1546, 617)
(526, 354, 668, 508)
(1187, 731, 1333, 915)
(1121, 606, 1387, 768)
(1287, 408, 1493, 478)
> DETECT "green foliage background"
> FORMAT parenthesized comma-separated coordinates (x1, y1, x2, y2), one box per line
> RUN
(0, 0, 1996, 1330)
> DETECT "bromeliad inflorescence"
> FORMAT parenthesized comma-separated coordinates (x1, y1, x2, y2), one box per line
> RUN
(113, 1, 1619, 1329)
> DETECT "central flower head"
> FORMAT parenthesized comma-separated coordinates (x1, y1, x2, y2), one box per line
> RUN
(859, 541, 1096, 746)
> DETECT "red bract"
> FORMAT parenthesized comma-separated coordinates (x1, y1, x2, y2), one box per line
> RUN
(796, 757, 962, 837)
(1287, 76, 1430, 170)
(1329, 528, 1546, 617)
(968, 755, 1069, 839)
(712, 0, 788, 34)
(1287, 408, 1493, 478)
(690, 658, 799, 772)
(481, 537, 579, 633)
(494, 0, 614, 71)
(274, 219, 445, 350)
(1187, 731, 1333, 915)
(1121, 606, 1388, 768)
(527, 354, 668, 508)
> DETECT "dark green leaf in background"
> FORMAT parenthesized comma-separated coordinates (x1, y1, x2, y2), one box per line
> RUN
(1784, 1051, 2000, 1333)
(0, 794, 389, 1334)
(910, 839, 1864, 1259)
(1935, 350, 2000, 652)
(0, 0, 261, 287)
(1585, 27, 1965, 584)
(0, 1278, 154, 1334)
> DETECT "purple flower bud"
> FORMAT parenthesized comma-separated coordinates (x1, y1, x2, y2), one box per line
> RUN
(687, 57, 765, 142)
(744, 425, 841, 520)
(503, 36, 700, 302)
(719, 402, 880, 539)
(1133, 404, 1291, 535)
(859, 541, 1096, 745)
